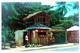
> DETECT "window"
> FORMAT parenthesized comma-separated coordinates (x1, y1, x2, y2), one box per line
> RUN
(38, 32, 46, 36)
(38, 32, 46, 38)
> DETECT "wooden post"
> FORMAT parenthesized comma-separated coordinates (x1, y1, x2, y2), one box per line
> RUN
(46, 31, 48, 44)
(65, 30, 68, 43)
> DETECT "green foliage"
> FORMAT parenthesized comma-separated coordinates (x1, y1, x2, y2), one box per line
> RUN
(53, 32, 65, 43)
(55, 2, 69, 16)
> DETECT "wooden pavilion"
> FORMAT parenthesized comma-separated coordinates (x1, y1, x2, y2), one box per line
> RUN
(25, 23, 50, 45)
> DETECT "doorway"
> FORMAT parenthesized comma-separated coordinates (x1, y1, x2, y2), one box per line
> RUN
(38, 32, 46, 45)
(23, 32, 27, 45)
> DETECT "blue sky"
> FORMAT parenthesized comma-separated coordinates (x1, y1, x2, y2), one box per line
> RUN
(65, 8, 78, 17)
(64, 2, 79, 17)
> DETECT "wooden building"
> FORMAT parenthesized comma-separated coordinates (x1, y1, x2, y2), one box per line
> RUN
(15, 11, 66, 46)
(67, 26, 79, 43)
(23, 11, 51, 45)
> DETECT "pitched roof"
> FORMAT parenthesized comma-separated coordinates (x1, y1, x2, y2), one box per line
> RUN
(23, 11, 50, 21)
(26, 23, 50, 30)
(67, 26, 79, 31)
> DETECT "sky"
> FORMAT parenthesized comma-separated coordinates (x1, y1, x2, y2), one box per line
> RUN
(64, 2, 79, 17)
